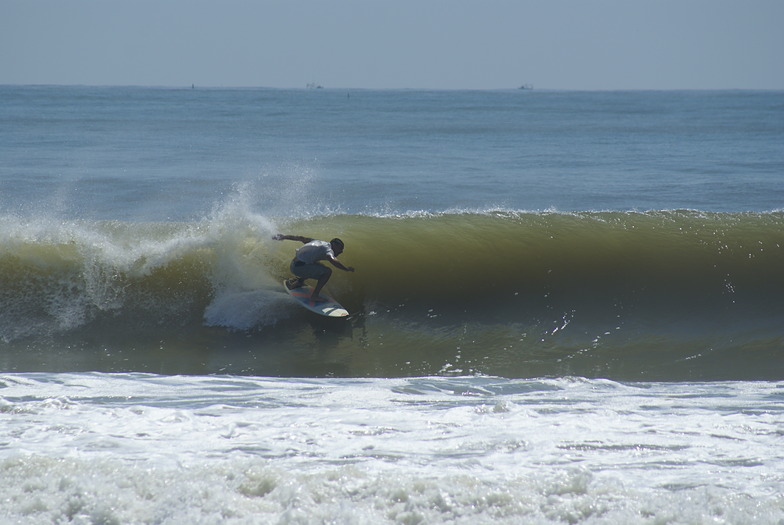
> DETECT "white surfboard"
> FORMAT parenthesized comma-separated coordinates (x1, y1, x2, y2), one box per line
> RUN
(283, 280, 349, 317)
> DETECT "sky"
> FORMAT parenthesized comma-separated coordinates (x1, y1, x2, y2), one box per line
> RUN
(2, 0, 783, 90)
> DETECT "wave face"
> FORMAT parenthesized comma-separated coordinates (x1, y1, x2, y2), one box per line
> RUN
(1, 209, 782, 380)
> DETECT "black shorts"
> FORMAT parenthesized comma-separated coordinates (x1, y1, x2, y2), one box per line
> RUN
(290, 259, 331, 280)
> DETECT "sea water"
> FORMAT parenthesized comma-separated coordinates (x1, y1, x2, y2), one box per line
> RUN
(0, 86, 782, 523)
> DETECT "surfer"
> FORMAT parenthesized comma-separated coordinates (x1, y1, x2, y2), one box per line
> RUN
(272, 234, 355, 301)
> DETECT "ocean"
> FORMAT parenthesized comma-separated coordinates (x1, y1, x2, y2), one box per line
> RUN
(0, 85, 782, 523)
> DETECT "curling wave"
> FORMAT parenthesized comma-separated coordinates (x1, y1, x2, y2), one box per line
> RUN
(1, 209, 782, 380)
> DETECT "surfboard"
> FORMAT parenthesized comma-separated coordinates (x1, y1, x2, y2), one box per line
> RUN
(283, 280, 349, 317)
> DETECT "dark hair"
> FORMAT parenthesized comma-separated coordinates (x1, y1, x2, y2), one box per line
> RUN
(330, 238, 345, 251)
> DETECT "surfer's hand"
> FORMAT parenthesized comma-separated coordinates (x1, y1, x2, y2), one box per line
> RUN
(272, 234, 283, 241)
(346, 266, 355, 272)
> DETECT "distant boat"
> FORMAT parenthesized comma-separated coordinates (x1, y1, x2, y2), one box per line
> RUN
(306, 83, 324, 89)
(519, 84, 534, 90)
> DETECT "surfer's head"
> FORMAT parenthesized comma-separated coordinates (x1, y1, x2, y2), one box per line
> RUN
(330, 238, 345, 255)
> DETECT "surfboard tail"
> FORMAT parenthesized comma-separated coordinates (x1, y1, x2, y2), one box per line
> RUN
(283, 280, 349, 317)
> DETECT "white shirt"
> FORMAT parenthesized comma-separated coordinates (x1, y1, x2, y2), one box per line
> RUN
(295, 240, 334, 264)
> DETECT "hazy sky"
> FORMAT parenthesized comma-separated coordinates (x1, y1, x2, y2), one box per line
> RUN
(2, 0, 782, 90)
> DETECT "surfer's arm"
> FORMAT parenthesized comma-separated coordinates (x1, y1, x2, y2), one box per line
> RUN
(272, 234, 313, 244)
(328, 256, 355, 272)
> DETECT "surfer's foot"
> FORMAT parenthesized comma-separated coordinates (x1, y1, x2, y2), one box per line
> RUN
(286, 278, 304, 290)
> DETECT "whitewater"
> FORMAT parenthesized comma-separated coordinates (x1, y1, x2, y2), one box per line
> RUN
(1, 374, 782, 524)
(0, 86, 782, 523)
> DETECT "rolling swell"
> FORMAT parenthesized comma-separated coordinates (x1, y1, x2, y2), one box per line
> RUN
(1, 210, 782, 380)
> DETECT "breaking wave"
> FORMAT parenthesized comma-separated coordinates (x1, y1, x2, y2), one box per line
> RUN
(1, 207, 782, 380)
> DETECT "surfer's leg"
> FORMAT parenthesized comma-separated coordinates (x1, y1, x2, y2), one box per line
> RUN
(291, 261, 331, 299)
(288, 260, 310, 288)
(311, 266, 332, 300)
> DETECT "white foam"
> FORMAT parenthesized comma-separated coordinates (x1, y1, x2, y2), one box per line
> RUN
(0, 374, 781, 523)
(4, 454, 777, 525)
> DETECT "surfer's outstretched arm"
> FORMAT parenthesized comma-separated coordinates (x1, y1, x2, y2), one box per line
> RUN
(272, 234, 313, 244)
